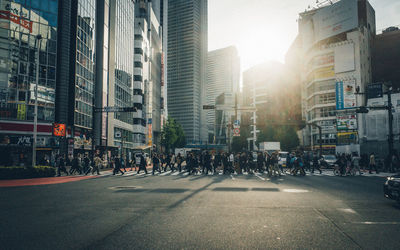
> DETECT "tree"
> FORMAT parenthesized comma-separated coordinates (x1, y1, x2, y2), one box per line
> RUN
(161, 118, 186, 152)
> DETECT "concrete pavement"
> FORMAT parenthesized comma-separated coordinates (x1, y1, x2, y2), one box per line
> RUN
(1, 170, 399, 249)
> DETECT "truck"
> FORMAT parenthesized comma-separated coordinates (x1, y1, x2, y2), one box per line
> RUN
(259, 142, 281, 154)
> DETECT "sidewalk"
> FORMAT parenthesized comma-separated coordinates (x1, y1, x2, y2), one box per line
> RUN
(0, 165, 154, 188)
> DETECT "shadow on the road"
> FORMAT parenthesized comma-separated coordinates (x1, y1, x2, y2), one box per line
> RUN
(115, 189, 149, 193)
(212, 187, 248, 192)
(251, 187, 280, 192)
(167, 177, 224, 209)
(149, 188, 190, 193)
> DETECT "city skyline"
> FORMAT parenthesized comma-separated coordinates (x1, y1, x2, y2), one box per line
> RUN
(209, 0, 400, 71)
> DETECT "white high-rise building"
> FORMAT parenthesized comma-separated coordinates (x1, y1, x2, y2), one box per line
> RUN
(206, 46, 240, 142)
(167, 0, 208, 144)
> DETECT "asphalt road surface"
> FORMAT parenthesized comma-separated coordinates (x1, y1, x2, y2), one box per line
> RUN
(1, 170, 400, 250)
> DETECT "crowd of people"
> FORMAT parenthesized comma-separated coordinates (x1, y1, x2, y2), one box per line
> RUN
(55, 149, 400, 177)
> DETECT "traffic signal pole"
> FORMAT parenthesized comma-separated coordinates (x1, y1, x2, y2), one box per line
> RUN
(356, 84, 394, 170)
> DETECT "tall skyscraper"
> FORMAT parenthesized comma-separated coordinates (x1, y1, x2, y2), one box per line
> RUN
(134, 0, 164, 148)
(206, 46, 240, 142)
(167, 0, 207, 144)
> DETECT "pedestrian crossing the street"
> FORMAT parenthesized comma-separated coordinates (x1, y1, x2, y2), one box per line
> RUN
(80, 169, 391, 179)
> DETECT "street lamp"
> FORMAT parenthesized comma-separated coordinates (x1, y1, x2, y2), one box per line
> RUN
(32, 34, 42, 167)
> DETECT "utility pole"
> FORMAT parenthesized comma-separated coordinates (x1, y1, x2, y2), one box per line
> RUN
(387, 87, 394, 165)
(356, 83, 394, 169)
(32, 35, 42, 168)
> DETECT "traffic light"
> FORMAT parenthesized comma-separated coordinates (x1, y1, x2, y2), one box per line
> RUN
(356, 106, 369, 113)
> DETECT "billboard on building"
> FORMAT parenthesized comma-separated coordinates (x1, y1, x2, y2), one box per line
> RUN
(335, 43, 355, 73)
(367, 83, 383, 99)
(309, 66, 335, 82)
(336, 80, 356, 110)
(337, 131, 358, 145)
(336, 114, 357, 130)
(313, 0, 358, 43)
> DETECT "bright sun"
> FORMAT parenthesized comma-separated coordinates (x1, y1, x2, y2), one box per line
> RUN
(235, 28, 290, 70)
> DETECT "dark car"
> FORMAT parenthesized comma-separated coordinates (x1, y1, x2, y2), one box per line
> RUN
(384, 175, 400, 203)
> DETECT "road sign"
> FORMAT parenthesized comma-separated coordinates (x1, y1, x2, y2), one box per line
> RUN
(233, 128, 240, 137)
(202, 105, 215, 110)
(233, 120, 240, 127)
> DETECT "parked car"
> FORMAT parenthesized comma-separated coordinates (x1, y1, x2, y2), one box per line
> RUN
(384, 175, 400, 203)
(319, 155, 337, 168)
(278, 152, 288, 167)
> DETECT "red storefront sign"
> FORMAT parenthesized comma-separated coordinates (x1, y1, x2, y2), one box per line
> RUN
(0, 10, 33, 33)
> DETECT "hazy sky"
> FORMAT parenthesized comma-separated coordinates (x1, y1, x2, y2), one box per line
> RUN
(208, 0, 400, 71)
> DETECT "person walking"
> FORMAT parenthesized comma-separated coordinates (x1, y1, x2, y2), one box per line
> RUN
(113, 156, 124, 175)
(177, 153, 183, 172)
(170, 153, 176, 172)
(86, 154, 101, 175)
(82, 154, 90, 174)
(351, 152, 362, 175)
(152, 153, 161, 175)
(311, 153, 322, 174)
(256, 152, 264, 173)
(203, 151, 212, 175)
(214, 152, 222, 174)
(369, 152, 379, 174)
(57, 154, 68, 176)
(137, 154, 148, 174)
(70, 154, 83, 175)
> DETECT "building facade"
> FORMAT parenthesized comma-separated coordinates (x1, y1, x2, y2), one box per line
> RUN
(135, 0, 164, 149)
(298, 0, 376, 154)
(0, 0, 59, 166)
(206, 46, 240, 143)
(167, 0, 207, 144)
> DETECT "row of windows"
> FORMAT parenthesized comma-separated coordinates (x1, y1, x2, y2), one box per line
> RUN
(307, 93, 336, 107)
(307, 107, 336, 120)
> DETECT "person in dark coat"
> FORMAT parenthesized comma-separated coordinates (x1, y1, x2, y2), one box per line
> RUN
(152, 153, 161, 175)
(70, 154, 82, 175)
(137, 154, 148, 174)
(57, 154, 68, 176)
(113, 156, 124, 175)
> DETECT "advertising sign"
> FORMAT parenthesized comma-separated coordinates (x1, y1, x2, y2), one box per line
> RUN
(337, 131, 358, 145)
(311, 66, 335, 82)
(313, 0, 358, 43)
(336, 114, 357, 130)
(17, 104, 26, 120)
(367, 83, 383, 99)
(336, 80, 356, 110)
(53, 123, 66, 137)
(335, 43, 355, 73)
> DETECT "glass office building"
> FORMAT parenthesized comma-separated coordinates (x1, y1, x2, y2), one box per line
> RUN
(0, 0, 58, 166)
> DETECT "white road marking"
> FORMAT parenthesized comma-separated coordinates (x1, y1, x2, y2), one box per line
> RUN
(352, 221, 400, 225)
(337, 208, 357, 214)
(283, 189, 309, 193)
(124, 172, 136, 176)
(171, 171, 181, 176)
(160, 171, 172, 176)
(255, 173, 265, 181)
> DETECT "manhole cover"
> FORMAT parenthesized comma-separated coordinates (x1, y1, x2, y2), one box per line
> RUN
(109, 186, 140, 190)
